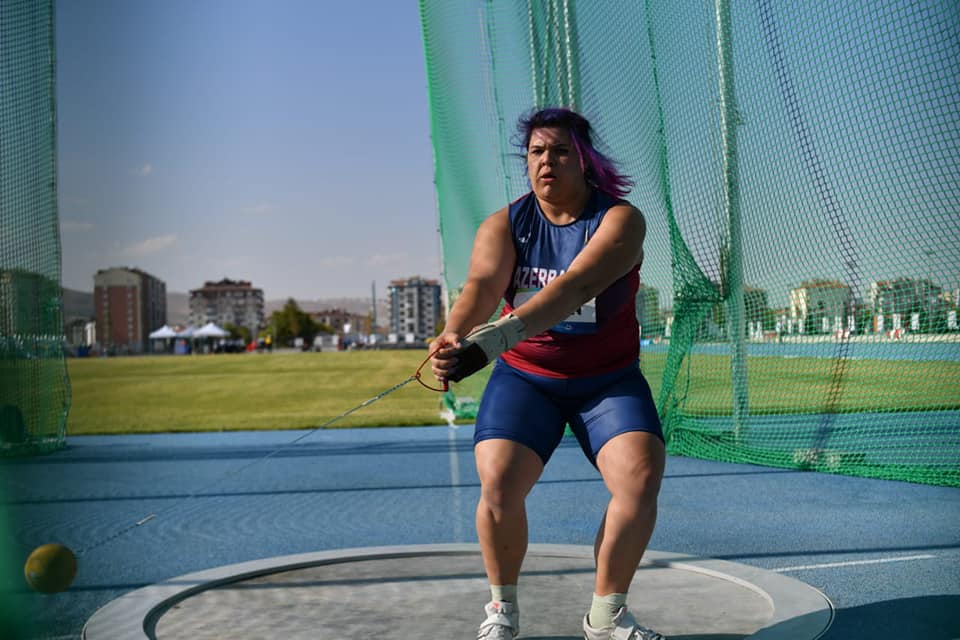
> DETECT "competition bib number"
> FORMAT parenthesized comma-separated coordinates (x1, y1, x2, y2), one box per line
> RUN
(514, 289, 597, 334)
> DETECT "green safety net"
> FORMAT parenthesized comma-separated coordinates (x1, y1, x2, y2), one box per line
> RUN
(0, 0, 69, 456)
(420, 0, 960, 486)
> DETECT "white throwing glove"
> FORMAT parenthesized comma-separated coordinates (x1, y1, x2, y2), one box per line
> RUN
(447, 313, 527, 382)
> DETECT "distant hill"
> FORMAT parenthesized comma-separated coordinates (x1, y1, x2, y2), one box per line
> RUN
(62, 289, 190, 325)
(62, 288, 94, 319)
(266, 297, 392, 331)
(265, 297, 387, 318)
(63, 289, 388, 328)
(166, 292, 190, 325)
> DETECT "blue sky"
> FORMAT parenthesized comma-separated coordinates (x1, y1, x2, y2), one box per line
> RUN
(55, 1, 959, 309)
(56, 0, 440, 299)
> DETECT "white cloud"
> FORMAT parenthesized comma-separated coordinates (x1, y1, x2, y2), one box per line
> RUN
(316, 256, 356, 268)
(203, 256, 251, 272)
(242, 203, 273, 215)
(367, 252, 409, 267)
(119, 234, 177, 257)
(133, 163, 153, 177)
(60, 219, 95, 233)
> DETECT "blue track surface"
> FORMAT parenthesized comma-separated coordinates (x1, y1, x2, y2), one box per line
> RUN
(2, 426, 959, 639)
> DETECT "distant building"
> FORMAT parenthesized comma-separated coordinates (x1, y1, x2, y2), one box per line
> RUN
(869, 278, 942, 315)
(744, 287, 769, 325)
(699, 285, 769, 338)
(870, 278, 946, 332)
(0, 269, 61, 337)
(94, 267, 167, 353)
(65, 318, 88, 347)
(388, 276, 442, 340)
(635, 284, 661, 336)
(312, 308, 368, 334)
(188, 278, 264, 337)
(62, 288, 96, 346)
(662, 310, 674, 338)
(789, 279, 852, 334)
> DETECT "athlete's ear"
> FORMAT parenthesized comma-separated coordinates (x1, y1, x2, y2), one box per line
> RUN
(584, 165, 597, 186)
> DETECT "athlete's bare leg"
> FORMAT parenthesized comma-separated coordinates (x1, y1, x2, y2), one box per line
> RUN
(475, 439, 545, 586)
(592, 431, 666, 594)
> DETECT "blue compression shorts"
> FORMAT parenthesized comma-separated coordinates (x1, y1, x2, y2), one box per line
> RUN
(474, 359, 664, 466)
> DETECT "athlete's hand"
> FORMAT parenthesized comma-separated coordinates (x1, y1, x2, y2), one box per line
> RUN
(444, 313, 527, 383)
(429, 332, 463, 386)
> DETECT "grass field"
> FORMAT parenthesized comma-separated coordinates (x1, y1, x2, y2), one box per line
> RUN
(64, 350, 960, 435)
(66, 350, 445, 434)
(660, 353, 960, 415)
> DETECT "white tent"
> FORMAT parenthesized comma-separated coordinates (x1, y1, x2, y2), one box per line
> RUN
(176, 325, 199, 338)
(194, 322, 229, 338)
(148, 325, 178, 339)
(148, 324, 179, 354)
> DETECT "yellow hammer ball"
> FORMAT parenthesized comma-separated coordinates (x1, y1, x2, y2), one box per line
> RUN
(24, 543, 77, 594)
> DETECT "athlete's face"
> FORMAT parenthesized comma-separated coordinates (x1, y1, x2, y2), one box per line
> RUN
(526, 127, 586, 200)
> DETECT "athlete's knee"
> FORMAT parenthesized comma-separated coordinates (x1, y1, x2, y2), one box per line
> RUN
(478, 481, 524, 519)
(599, 436, 665, 506)
(477, 460, 527, 511)
(476, 439, 543, 497)
(615, 462, 662, 509)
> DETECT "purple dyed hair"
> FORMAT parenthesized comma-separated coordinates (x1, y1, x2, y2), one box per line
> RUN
(517, 107, 633, 198)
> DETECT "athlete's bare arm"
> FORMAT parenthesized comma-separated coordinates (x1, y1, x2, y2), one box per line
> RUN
(431, 208, 515, 379)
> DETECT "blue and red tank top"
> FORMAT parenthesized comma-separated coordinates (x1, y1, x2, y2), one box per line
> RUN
(499, 190, 640, 378)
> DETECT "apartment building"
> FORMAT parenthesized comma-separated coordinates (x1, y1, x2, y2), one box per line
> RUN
(388, 276, 442, 340)
(0, 269, 61, 337)
(869, 277, 949, 332)
(94, 267, 167, 353)
(869, 278, 942, 316)
(188, 278, 264, 337)
(312, 308, 368, 334)
(789, 279, 852, 334)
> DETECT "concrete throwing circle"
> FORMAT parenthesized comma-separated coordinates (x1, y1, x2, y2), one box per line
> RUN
(83, 544, 833, 639)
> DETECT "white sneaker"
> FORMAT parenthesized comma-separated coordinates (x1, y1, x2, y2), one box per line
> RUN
(477, 600, 519, 639)
(582, 606, 665, 640)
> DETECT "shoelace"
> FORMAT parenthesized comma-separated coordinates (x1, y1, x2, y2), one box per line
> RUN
(627, 625, 664, 640)
(477, 621, 513, 640)
(477, 608, 514, 639)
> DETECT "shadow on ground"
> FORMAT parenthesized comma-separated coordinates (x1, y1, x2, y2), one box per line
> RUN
(524, 636, 743, 640)
(824, 595, 960, 639)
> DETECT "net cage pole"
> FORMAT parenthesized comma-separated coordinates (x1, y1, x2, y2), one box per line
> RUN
(714, 0, 749, 440)
(528, 0, 581, 110)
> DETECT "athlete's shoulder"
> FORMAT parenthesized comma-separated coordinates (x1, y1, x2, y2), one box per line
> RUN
(601, 194, 644, 220)
(602, 202, 645, 230)
(596, 202, 646, 251)
(476, 207, 512, 242)
(595, 189, 636, 212)
(592, 191, 642, 228)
